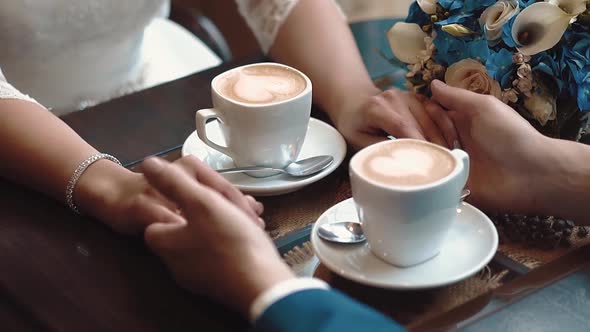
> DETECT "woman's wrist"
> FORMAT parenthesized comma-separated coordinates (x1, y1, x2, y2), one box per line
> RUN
(322, 83, 380, 127)
(73, 159, 138, 225)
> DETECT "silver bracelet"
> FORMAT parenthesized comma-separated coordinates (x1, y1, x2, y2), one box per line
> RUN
(65, 153, 122, 214)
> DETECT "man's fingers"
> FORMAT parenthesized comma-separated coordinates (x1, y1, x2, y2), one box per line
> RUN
(245, 195, 266, 228)
(145, 186, 178, 211)
(175, 156, 261, 222)
(445, 110, 470, 149)
(246, 195, 264, 216)
(406, 96, 448, 147)
(144, 220, 187, 254)
(431, 80, 479, 112)
(140, 157, 212, 212)
(255, 217, 266, 229)
(424, 101, 459, 148)
(132, 196, 185, 230)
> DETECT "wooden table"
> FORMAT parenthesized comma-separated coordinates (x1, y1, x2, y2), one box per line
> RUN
(1, 19, 589, 331)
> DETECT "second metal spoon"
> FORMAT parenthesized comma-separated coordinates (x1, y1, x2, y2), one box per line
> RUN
(318, 189, 471, 244)
(217, 155, 334, 177)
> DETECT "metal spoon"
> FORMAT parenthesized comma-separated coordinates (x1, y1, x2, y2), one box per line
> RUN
(217, 155, 334, 177)
(318, 189, 472, 244)
(318, 222, 366, 244)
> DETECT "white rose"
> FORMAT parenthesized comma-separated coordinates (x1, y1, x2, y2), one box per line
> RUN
(479, 0, 520, 42)
(417, 0, 438, 15)
(444, 59, 502, 98)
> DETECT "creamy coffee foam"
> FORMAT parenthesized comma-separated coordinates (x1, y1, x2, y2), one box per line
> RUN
(216, 65, 306, 104)
(356, 141, 455, 186)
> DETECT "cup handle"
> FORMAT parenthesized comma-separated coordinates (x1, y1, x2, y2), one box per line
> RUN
(451, 149, 470, 188)
(195, 109, 233, 158)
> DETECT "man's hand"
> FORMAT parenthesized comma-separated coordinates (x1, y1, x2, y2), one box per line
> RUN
(429, 80, 552, 214)
(139, 157, 295, 317)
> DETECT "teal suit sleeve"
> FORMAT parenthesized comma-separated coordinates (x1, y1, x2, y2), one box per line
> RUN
(252, 289, 405, 332)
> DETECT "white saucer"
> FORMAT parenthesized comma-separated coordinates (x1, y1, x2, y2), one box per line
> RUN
(311, 198, 498, 290)
(182, 118, 347, 196)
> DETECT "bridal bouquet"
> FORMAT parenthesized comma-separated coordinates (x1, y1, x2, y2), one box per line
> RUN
(388, 0, 590, 139)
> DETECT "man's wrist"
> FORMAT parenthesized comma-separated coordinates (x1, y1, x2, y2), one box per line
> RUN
(533, 138, 590, 221)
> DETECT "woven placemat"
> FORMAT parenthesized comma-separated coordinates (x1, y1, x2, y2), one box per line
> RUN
(261, 163, 352, 239)
(499, 233, 590, 269)
(281, 239, 507, 326)
(314, 263, 507, 326)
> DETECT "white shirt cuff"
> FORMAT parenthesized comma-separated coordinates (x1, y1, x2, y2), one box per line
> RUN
(249, 277, 330, 322)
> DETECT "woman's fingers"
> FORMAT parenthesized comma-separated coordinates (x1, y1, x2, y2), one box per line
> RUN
(367, 91, 425, 140)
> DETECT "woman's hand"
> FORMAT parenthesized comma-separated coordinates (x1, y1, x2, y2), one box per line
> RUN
(334, 88, 458, 150)
(76, 156, 264, 234)
(140, 157, 295, 317)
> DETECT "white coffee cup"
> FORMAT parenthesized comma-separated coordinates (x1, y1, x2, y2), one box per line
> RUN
(349, 139, 470, 267)
(196, 63, 312, 171)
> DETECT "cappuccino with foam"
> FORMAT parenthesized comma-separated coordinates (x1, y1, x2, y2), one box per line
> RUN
(215, 64, 306, 105)
(196, 63, 312, 172)
(349, 139, 470, 267)
(354, 140, 455, 187)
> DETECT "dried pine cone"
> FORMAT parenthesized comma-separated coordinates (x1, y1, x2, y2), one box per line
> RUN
(488, 213, 587, 250)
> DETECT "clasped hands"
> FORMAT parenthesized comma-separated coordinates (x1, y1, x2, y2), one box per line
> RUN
(102, 80, 555, 319)
(335, 80, 550, 214)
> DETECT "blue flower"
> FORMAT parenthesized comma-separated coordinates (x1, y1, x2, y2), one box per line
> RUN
(532, 52, 566, 94)
(434, 30, 490, 66)
(438, 0, 496, 13)
(436, 13, 481, 32)
(438, 0, 463, 11)
(435, 0, 492, 31)
(563, 31, 590, 111)
(575, 74, 590, 112)
(565, 32, 590, 68)
(405, 2, 430, 27)
(486, 49, 515, 88)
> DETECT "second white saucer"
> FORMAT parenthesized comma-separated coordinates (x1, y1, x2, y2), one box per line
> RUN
(311, 198, 498, 290)
(182, 118, 347, 196)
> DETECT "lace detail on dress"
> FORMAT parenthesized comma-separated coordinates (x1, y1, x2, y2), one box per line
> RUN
(0, 71, 40, 106)
(236, 0, 300, 53)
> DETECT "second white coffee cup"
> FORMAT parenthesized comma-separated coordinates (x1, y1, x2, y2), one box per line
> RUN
(350, 139, 469, 267)
(196, 62, 312, 171)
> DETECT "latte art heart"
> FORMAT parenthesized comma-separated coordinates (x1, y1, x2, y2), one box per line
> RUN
(369, 149, 434, 178)
(217, 65, 306, 105)
(233, 73, 298, 103)
(356, 140, 456, 186)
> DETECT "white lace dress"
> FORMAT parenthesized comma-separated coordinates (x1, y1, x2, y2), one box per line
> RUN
(0, 0, 300, 115)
